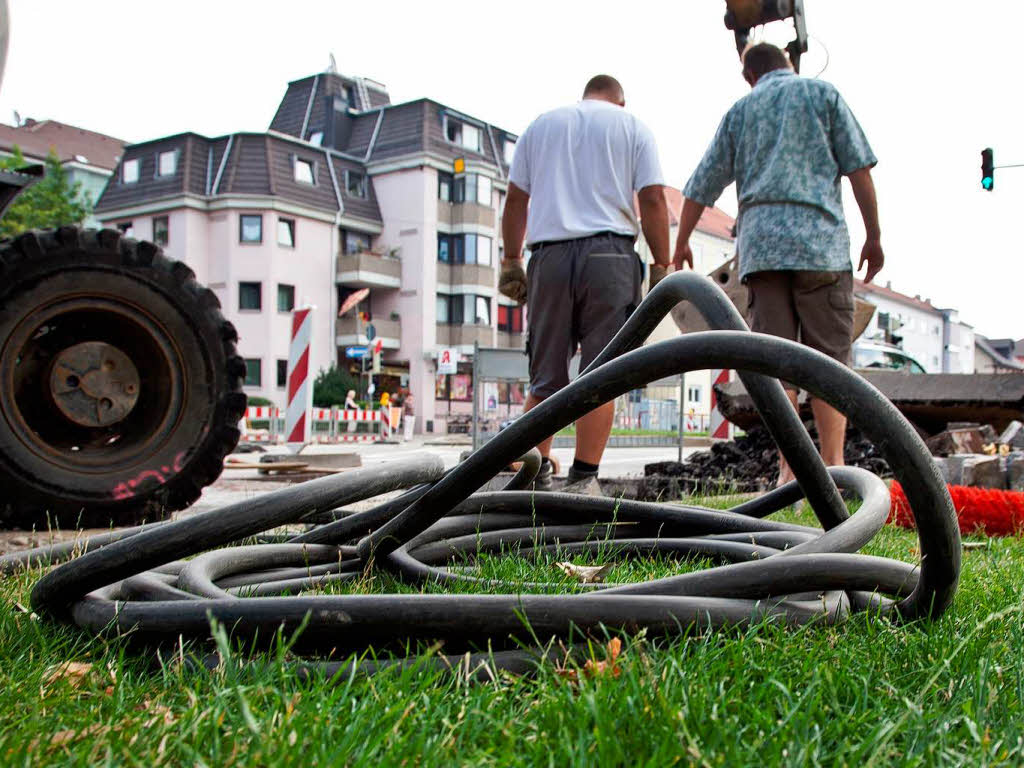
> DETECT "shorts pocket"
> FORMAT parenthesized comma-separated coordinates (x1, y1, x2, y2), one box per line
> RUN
(829, 287, 854, 311)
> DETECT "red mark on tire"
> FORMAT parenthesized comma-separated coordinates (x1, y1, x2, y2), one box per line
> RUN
(111, 452, 187, 500)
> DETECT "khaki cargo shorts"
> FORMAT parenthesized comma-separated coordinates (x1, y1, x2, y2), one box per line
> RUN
(745, 269, 854, 392)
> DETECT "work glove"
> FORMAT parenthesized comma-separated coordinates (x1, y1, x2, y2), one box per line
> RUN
(498, 260, 528, 305)
(649, 263, 670, 292)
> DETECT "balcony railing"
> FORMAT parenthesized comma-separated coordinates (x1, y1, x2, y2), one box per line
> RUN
(437, 200, 496, 229)
(336, 316, 401, 348)
(437, 262, 496, 289)
(337, 250, 401, 289)
(436, 324, 493, 348)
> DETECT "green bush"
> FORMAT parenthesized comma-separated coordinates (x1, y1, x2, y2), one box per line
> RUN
(313, 365, 359, 408)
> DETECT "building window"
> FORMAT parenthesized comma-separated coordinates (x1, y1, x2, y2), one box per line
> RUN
(122, 158, 139, 184)
(453, 174, 493, 206)
(240, 214, 262, 243)
(277, 218, 295, 247)
(340, 85, 352, 107)
(342, 230, 371, 255)
(152, 216, 169, 246)
(497, 304, 523, 333)
(294, 157, 315, 184)
(445, 118, 481, 152)
(687, 386, 703, 404)
(503, 138, 516, 165)
(345, 170, 367, 198)
(115, 221, 134, 236)
(308, 131, 323, 146)
(244, 359, 262, 387)
(277, 284, 295, 313)
(436, 234, 491, 266)
(157, 150, 177, 177)
(239, 281, 262, 311)
(277, 359, 288, 388)
(437, 294, 491, 326)
(438, 172, 453, 201)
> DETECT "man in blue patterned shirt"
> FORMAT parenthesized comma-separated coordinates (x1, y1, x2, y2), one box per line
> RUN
(674, 42, 884, 485)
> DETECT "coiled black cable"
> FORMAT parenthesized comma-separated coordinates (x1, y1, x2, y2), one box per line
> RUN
(1, 273, 960, 674)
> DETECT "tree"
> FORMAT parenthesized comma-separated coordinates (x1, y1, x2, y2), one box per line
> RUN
(0, 146, 92, 239)
(313, 365, 359, 407)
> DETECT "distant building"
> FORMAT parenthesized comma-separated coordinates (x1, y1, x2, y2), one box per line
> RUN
(95, 68, 520, 434)
(975, 337, 1024, 373)
(0, 117, 125, 225)
(854, 280, 975, 374)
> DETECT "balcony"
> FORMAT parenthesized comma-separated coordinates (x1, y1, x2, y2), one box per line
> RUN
(497, 331, 525, 350)
(436, 324, 493, 348)
(437, 262, 496, 290)
(336, 316, 401, 350)
(336, 251, 401, 289)
(437, 200, 496, 230)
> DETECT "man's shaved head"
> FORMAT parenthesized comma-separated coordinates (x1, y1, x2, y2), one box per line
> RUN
(583, 74, 625, 106)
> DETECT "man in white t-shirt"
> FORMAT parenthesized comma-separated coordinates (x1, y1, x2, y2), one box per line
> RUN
(500, 74, 670, 489)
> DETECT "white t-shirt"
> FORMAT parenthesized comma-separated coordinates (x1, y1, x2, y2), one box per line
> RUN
(508, 99, 664, 245)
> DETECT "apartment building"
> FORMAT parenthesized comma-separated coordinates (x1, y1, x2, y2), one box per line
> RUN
(854, 280, 975, 373)
(0, 117, 125, 225)
(95, 67, 520, 433)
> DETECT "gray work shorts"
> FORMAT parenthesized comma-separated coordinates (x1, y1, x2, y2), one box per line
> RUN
(745, 269, 854, 392)
(526, 233, 642, 398)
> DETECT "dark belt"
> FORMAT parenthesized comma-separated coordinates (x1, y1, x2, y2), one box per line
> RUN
(528, 230, 634, 252)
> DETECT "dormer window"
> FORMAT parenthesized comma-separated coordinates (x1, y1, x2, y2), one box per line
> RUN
(345, 170, 367, 198)
(308, 131, 323, 147)
(503, 139, 516, 165)
(294, 157, 315, 185)
(157, 150, 177, 177)
(122, 158, 139, 184)
(445, 118, 481, 152)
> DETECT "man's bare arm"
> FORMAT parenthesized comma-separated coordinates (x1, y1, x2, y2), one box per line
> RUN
(637, 185, 670, 267)
(501, 183, 530, 263)
(673, 197, 706, 270)
(847, 167, 884, 283)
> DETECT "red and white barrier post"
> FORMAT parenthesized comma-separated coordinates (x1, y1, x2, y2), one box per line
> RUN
(709, 368, 733, 441)
(284, 306, 314, 450)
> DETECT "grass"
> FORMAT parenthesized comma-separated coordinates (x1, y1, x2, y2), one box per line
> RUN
(2, 503, 1024, 766)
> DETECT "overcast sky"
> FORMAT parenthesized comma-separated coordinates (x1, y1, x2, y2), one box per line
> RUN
(2, 1, 1021, 338)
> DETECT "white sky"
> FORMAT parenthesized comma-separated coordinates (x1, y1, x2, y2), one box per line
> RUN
(3, 1, 1021, 337)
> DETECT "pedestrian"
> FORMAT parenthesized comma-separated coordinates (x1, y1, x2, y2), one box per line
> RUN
(344, 389, 358, 432)
(674, 42, 884, 484)
(500, 74, 671, 489)
(402, 390, 415, 441)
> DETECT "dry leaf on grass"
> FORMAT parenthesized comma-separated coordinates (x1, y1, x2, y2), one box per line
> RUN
(555, 562, 613, 584)
(556, 637, 623, 682)
(137, 699, 176, 728)
(43, 662, 94, 690)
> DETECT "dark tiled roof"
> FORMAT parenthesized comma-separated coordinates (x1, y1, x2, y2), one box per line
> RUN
(269, 72, 393, 146)
(96, 131, 382, 225)
(0, 118, 125, 170)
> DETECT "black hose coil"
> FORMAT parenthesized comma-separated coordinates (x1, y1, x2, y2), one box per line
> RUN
(1, 273, 960, 674)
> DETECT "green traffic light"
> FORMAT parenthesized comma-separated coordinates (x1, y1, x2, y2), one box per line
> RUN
(983, 176, 993, 190)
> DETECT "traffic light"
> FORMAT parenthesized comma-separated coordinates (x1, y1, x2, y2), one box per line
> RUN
(981, 148, 994, 191)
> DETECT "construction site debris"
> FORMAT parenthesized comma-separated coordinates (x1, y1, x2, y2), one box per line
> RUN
(644, 425, 892, 493)
(1000, 420, 1024, 450)
(926, 425, 987, 456)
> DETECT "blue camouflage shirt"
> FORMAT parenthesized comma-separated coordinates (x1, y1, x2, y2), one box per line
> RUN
(683, 69, 876, 279)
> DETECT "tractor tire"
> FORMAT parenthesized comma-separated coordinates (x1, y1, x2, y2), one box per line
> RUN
(0, 227, 247, 528)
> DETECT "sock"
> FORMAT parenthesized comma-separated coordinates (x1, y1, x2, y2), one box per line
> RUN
(572, 459, 599, 475)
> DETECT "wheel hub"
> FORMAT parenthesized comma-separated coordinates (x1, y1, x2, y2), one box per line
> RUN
(49, 342, 141, 428)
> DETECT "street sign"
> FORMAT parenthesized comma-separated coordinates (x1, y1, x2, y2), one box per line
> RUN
(345, 346, 367, 358)
(365, 323, 376, 341)
(373, 338, 383, 354)
(338, 288, 370, 317)
(438, 347, 458, 374)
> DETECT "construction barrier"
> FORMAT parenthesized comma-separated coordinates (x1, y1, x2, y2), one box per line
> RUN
(710, 369, 733, 440)
(239, 406, 389, 444)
